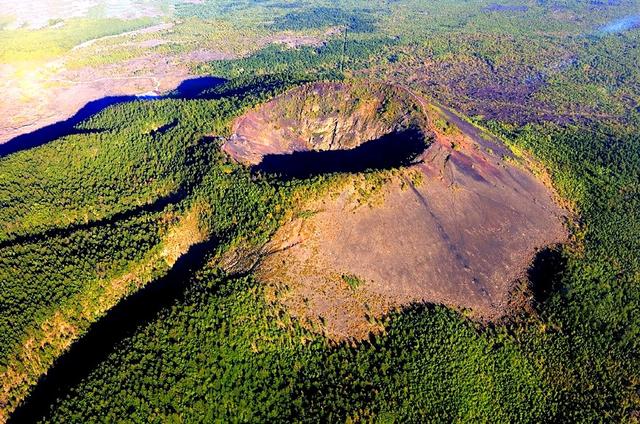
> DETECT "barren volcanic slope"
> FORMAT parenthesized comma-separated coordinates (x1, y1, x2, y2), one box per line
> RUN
(223, 81, 429, 169)
(224, 81, 568, 340)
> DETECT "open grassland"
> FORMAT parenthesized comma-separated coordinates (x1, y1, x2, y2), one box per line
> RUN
(0, 18, 157, 63)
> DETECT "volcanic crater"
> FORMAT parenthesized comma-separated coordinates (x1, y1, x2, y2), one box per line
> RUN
(223, 81, 430, 177)
(223, 81, 568, 341)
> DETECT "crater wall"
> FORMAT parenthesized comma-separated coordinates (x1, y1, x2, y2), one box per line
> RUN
(224, 81, 569, 341)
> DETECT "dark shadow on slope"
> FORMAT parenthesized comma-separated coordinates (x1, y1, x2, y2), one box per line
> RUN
(0, 189, 181, 249)
(0, 135, 218, 249)
(200, 75, 307, 100)
(527, 246, 567, 305)
(8, 237, 219, 424)
(168, 76, 226, 98)
(1, 77, 226, 158)
(0, 96, 139, 157)
(253, 127, 428, 180)
(150, 119, 179, 135)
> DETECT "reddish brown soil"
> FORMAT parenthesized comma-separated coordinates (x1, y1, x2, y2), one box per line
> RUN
(227, 82, 568, 341)
(223, 81, 425, 164)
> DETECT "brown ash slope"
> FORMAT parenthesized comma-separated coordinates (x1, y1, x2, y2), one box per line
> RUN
(224, 81, 568, 341)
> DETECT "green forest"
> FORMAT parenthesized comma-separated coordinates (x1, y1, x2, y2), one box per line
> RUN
(0, 0, 638, 422)
(0, 71, 636, 422)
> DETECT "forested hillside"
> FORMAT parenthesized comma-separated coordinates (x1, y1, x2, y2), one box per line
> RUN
(0, 0, 638, 422)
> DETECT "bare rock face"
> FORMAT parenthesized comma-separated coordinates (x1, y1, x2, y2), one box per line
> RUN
(224, 81, 569, 341)
(223, 81, 427, 165)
